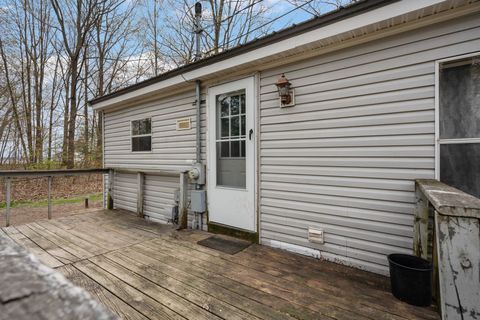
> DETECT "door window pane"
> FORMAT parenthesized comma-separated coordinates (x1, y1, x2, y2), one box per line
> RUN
(440, 144, 480, 198)
(439, 61, 480, 139)
(216, 90, 246, 188)
(439, 57, 480, 198)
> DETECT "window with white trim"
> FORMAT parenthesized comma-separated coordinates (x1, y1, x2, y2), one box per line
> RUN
(131, 118, 152, 152)
(439, 56, 480, 197)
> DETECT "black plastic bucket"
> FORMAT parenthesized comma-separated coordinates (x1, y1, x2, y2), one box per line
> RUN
(387, 254, 433, 307)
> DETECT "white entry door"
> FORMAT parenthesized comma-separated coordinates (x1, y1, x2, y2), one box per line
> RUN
(207, 77, 256, 232)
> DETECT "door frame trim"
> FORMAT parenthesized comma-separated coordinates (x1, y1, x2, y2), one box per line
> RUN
(205, 75, 258, 233)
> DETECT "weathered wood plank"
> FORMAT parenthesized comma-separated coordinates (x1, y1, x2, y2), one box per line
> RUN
(4, 210, 439, 320)
(27, 222, 94, 259)
(436, 213, 480, 320)
(0, 235, 116, 320)
(89, 255, 223, 320)
(58, 264, 146, 320)
(35, 220, 107, 255)
(15, 224, 79, 265)
(105, 248, 298, 320)
(416, 179, 480, 218)
(414, 184, 430, 259)
(3, 226, 64, 268)
(132, 242, 335, 320)
(149, 236, 425, 320)
(74, 260, 185, 320)
(103, 252, 264, 320)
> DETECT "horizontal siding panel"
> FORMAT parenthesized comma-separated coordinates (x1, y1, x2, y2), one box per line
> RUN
(261, 134, 434, 148)
(259, 13, 480, 274)
(261, 74, 434, 103)
(261, 197, 413, 226)
(261, 181, 414, 203)
(260, 62, 434, 95)
(261, 110, 434, 133)
(261, 173, 414, 191)
(260, 20, 480, 79)
(261, 122, 434, 140)
(261, 204, 412, 237)
(261, 165, 434, 180)
(262, 189, 414, 214)
(113, 173, 137, 212)
(261, 99, 433, 124)
(104, 88, 204, 173)
(261, 217, 412, 256)
(143, 175, 177, 223)
(261, 157, 434, 169)
(261, 146, 434, 157)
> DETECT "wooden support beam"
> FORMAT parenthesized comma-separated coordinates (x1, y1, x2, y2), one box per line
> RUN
(414, 183, 429, 259)
(137, 172, 145, 217)
(178, 172, 188, 230)
(47, 176, 52, 220)
(5, 177, 11, 227)
(107, 169, 114, 210)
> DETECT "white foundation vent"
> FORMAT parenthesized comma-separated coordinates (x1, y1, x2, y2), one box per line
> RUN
(308, 227, 324, 244)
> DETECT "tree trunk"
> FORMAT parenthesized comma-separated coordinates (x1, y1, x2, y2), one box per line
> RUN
(66, 62, 78, 169)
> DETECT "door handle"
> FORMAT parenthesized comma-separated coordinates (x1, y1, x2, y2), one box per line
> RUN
(249, 129, 253, 140)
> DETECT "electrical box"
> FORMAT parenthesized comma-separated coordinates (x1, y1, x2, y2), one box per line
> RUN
(308, 227, 324, 244)
(191, 190, 206, 213)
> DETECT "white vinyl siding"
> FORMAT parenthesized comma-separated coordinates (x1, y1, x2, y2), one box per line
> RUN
(258, 13, 480, 275)
(104, 90, 207, 226)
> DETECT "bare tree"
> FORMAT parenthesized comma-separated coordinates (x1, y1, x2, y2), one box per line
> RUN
(50, 0, 111, 168)
(140, 0, 270, 68)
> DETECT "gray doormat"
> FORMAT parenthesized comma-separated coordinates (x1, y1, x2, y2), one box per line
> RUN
(197, 235, 251, 255)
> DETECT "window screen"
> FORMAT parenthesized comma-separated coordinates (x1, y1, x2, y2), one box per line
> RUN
(131, 118, 152, 152)
(439, 57, 480, 198)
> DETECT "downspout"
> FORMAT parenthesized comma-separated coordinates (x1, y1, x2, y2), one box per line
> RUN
(195, 80, 201, 166)
(195, 79, 203, 230)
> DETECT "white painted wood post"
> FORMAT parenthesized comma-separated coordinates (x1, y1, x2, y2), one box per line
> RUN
(5, 177, 11, 227)
(436, 212, 480, 320)
(137, 172, 144, 217)
(178, 172, 188, 229)
(47, 176, 52, 220)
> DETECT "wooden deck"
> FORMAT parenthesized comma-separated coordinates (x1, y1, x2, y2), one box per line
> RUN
(0, 210, 439, 320)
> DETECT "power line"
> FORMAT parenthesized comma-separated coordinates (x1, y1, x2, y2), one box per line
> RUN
(204, 0, 315, 55)
(220, 0, 264, 24)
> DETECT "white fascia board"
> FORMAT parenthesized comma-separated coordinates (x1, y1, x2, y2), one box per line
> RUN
(92, 0, 445, 111)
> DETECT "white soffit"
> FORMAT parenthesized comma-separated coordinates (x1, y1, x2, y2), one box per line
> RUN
(92, 0, 459, 110)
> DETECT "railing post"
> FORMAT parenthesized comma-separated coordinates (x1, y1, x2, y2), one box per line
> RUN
(414, 182, 429, 259)
(5, 177, 11, 227)
(107, 169, 114, 210)
(136, 172, 144, 217)
(178, 172, 188, 230)
(47, 176, 52, 220)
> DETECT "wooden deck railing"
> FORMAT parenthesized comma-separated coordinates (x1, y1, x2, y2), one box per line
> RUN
(0, 168, 109, 227)
(414, 179, 480, 320)
(0, 168, 190, 230)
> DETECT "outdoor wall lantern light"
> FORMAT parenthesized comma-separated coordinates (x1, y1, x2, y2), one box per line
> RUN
(275, 73, 295, 108)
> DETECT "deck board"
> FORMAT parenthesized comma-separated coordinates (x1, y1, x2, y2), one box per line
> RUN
(0, 209, 439, 320)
